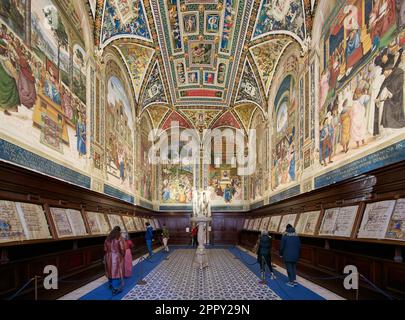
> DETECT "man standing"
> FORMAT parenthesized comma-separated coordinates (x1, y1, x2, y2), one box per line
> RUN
(191, 225, 198, 247)
(280, 224, 301, 287)
(257, 230, 276, 280)
(145, 222, 154, 257)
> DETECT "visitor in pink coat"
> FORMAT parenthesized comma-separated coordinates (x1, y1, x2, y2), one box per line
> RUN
(123, 232, 134, 278)
(104, 226, 125, 295)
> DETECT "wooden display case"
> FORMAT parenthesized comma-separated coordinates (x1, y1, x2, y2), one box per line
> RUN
(239, 161, 405, 299)
(0, 161, 160, 300)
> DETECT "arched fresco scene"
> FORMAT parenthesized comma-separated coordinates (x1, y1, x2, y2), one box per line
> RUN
(0, 0, 403, 210)
(0, 0, 405, 303)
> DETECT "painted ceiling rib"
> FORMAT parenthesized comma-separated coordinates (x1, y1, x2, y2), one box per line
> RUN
(96, 0, 313, 121)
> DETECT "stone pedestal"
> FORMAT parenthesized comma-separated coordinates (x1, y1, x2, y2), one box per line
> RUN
(191, 216, 212, 270)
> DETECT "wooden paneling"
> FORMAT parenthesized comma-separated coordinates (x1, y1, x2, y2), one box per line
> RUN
(316, 250, 337, 272)
(154, 212, 245, 245)
(300, 246, 314, 264)
(59, 252, 85, 274)
(239, 231, 405, 299)
(0, 162, 153, 221)
(247, 162, 405, 223)
(155, 213, 190, 245)
(0, 162, 161, 300)
(211, 213, 244, 245)
(0, 232, 161, 299)
(236, 161, 405, 299)
(0, 265, 17, 293)
(88, 247, 104, 264)
(384, 263, 405, 294)
(1, 159, 405, 299)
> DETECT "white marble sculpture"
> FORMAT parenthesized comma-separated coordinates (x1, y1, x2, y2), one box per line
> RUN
(192, 189, 211, 219)
(191, 189, 212, 270)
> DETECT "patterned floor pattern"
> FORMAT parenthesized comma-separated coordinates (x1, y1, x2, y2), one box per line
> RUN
(123, 249, 281, 300)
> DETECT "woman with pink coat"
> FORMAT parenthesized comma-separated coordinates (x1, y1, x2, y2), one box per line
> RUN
(104, 226, 125, 295)
(123, 232, 134, 278)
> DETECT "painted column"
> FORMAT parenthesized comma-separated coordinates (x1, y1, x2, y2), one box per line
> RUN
(26, 0, 31, 47)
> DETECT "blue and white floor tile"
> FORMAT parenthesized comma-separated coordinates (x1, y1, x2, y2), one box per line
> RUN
(123, 249, 281, 300)
(234, 246, 344, 300)
(60, 246, 343, 300)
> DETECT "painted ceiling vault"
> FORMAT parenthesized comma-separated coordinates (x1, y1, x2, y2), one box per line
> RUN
(93, 0, 316, 128)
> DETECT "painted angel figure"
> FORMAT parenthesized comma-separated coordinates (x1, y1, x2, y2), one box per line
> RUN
(270, 0, 292, 22)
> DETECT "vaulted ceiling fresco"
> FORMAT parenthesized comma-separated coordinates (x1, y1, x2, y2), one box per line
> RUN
(113, 41, 155, 100)
(92, 0, 316, 128)
(150, 0, 253, 107)
(145, 104, 170, 128)
(250, 37, 292, 97)
(235, 58, 264, 108)
(99, 0, 152, 47)
(234, 103, 257, 131)
(180, 109, 223, 132)
(253, 0, 307, 43)
(140, 61, 168, 108)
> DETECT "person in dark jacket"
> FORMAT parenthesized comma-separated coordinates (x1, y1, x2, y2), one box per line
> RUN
(279, 224, 301, 287)
(145, 222, 154, 257)
(257, 231, 276, 280)
(191, 225, 198, 247)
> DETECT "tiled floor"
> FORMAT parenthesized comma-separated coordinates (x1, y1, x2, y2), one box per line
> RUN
(123, 249, 281, 300)
(237, 246, 344, 300)
(59, 245, 344, 300)
(59, 246, 164, 300)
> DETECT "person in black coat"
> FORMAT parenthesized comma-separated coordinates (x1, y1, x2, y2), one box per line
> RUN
(279, 224, 301, 287)
(257, 230, 276, 280)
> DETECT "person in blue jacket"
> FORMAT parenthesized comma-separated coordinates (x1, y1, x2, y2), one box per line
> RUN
(279, 224, 301, 287)
(145, 222, 154, 257)
(257, 230, 276, 280)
